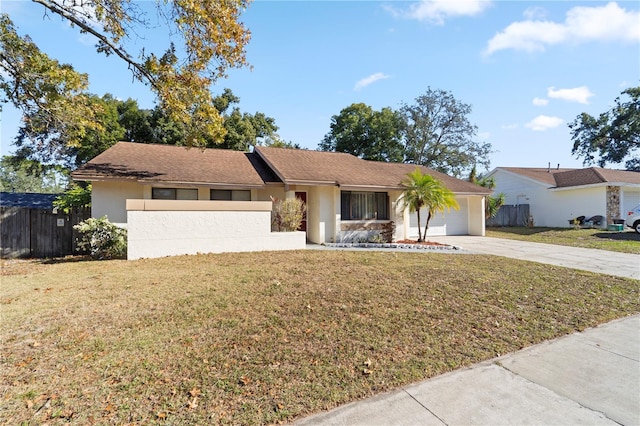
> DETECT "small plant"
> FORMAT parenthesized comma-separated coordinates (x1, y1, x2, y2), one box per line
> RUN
(368, 233, 386, 244)
(571, 218, 581, 230)
(271, 197, 306, 232)
(486, 193, 506, 219)
(526, 215, 536, 228)
(74, 216, 127, 259)
(54, 183, 91, 213)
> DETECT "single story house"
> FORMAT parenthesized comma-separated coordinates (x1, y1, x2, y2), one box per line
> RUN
(72, 142, 490, 244)
(485, 166, 640, 228)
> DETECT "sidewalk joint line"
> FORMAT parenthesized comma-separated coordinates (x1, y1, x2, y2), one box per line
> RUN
(403, 388, 449, 425)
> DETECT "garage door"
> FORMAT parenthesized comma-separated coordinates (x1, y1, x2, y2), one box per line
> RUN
(408, 197, 469, 237)
(622, 189, 640, 217)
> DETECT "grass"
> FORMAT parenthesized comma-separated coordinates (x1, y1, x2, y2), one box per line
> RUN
(486, 227, 640, 254)
(1, 250, 638, 425)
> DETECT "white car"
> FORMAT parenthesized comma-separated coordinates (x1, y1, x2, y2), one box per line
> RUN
(626, 203, 640, 234)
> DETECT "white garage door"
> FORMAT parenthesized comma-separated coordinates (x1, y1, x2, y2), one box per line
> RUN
(408, 197, 469, 237)
(622, 189, 640, 217)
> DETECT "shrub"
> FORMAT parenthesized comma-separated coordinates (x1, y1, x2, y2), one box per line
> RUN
(74, 216, 127, 259)
(54, 183, 91, 213)
(272, 197, 306, 232)
(380, 221, 396, 243)
(485, 192, 506, 219)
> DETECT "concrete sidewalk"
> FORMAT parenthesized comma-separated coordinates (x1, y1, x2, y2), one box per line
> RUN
(295, 315, 640, 426)
(423, 236, 640, 280)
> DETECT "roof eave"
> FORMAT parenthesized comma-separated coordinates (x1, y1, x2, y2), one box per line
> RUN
(286, 179, 338, 186)
(71, 174, 265, 189)
(550, 182, 640, 191)
(138, 179, 265, 189)
(339, 184, 403, 191)
(71, 174, 137, 182)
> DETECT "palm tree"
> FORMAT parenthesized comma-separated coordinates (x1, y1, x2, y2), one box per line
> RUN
(485, 192, 506, 220)
(401, 168, 459, 242)
(476, 175, 506, 220)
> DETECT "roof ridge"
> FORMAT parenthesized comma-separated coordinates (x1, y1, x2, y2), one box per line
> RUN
(590, 167, 608, 183)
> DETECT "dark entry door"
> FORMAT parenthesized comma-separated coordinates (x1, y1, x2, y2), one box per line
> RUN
(295, 192, 307, 232)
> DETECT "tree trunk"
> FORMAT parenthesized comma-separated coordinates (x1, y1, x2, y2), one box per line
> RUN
(416, 209, 423, 242)
(423, 210, 432, 241)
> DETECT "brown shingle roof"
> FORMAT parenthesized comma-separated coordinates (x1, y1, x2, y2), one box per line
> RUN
(72, 142, 271, 187)
(255, 146, 490, 194)
(73, 142, 491, 194)
(554, 168, 640, 187)
(497, 167, 640, 188)
(498, 167, 576, 186)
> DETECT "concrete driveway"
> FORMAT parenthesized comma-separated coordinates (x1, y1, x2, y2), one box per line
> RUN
(427, 236, 639, 280)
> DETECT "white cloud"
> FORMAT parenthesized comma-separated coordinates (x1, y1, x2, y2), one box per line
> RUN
(532, 97, 548, 106)
(354, 72, 390, 91)
(525, 115, 564, 131)
(484, 2, 640, 55)
(388, 0, 491, 24)
(547, 86, 594, 104)
(501, 123, 518, 130)
(523, 6, 547, 20)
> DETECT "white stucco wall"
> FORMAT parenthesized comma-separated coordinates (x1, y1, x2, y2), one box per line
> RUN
(308, 186, 338, 244)
(277, 185, 338, 244)
(547, 186, 607, 227)
(257, 187, 286, 202)
(126, 200, 305, 260)
(389, 190, 405, 242)
(467, 196, 486, 236)
(92, 181, 144, 224)
(407, 195, 482, 237)
(490, 169, 608, 228)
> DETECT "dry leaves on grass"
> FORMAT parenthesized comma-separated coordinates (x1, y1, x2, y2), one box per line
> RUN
(1, 250, 638, 425)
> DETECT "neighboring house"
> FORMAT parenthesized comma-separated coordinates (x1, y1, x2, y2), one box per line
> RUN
(486, 166, 640, 228)
(0, 192, 59, 208)
(72, 142, 490, 244)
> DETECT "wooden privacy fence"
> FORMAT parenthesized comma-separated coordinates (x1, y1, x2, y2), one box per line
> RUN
(487, 204, 530, 227)
(1, 207, 91, 258)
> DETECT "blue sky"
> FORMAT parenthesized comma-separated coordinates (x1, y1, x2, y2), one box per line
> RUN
(1, 0, 639, 174)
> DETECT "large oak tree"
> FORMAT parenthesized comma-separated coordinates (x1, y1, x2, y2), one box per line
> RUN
(319, 89, 492, 178)
(319, 103, 405, 162)
(569, 86, 639, 171)
(1, 0, 252, 158)
(401, 87, 491, 178)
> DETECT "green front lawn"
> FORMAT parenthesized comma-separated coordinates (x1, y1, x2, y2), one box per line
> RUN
(487, 227, 640, 254)
(2, 251, 638, 425)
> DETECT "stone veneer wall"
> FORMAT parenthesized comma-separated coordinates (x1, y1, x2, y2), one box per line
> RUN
(606, 186, 621, 225)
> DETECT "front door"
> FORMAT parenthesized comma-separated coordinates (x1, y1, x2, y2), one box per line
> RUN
(295, 191, 307, 232)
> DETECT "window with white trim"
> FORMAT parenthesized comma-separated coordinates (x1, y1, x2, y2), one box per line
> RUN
(341, 191, 389, 220)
